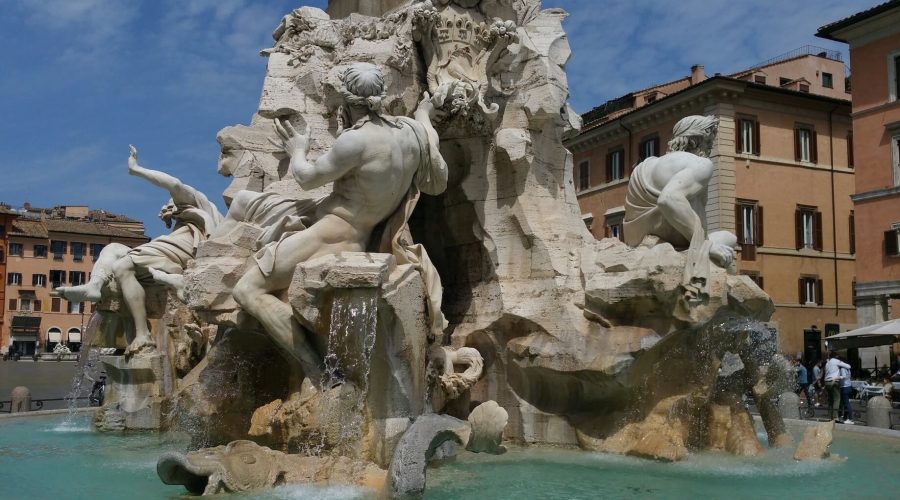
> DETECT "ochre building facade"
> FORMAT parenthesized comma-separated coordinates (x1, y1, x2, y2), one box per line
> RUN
(565, 51, 856, 355)
(1, 205, 148, 355)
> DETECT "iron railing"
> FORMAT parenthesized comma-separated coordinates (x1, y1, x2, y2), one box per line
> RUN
(0, 397, 91, 413)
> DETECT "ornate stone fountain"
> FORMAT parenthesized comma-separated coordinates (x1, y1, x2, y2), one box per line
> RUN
(57, 1, 792, 497)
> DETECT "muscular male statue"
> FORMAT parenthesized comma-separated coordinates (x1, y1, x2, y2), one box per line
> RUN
(57, 146, 223, 354)
(232, 63, 447, 381)
(623, 115, 736, 300)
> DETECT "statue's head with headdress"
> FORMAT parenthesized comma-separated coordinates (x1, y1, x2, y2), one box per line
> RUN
(667, 115, 718, 157)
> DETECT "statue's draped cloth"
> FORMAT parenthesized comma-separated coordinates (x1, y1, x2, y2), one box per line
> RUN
(623, 160, 711, 299)
(129, 189, 223, 283)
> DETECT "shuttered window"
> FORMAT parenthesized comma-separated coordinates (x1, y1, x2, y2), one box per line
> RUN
(799, 276, 824, 305)
(794, 126, 817, 163)
(577, 161, 590, 191)
(605, 148, 624, 182)
(795, 206, 822, 251)
(735, 118, 760, 155)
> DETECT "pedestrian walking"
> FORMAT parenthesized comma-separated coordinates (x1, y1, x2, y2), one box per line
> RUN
(824, 351, 850, 422)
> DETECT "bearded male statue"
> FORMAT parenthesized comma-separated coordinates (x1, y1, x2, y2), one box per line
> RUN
(623, 115, 737, 302)
(232, 62, 448, 383)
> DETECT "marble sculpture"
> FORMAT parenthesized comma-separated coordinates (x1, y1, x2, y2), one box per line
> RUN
(65, 1, 791, 497)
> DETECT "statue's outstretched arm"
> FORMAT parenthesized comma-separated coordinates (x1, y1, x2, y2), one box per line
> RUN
(272, 119, 363, 190)
(127, 145, 201, 206)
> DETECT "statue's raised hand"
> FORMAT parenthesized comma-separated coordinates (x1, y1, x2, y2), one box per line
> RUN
(416, 91, 443, 120)
(271, 119, 310, 157)
(128, 145, 139, 174)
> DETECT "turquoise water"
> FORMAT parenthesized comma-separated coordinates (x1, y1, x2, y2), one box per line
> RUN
(2, 415, 899, 499)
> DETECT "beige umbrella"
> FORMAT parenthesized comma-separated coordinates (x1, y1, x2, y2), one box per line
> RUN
(826, 318, 900, 349)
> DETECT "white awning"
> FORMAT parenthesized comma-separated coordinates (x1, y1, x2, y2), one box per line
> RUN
(827, 318, 900, 349)
(67, 328, 82, 344)
(47, 328, 62, 344)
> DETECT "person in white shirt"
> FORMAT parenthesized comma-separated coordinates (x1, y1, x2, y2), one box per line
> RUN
(824, 351, 851, 421)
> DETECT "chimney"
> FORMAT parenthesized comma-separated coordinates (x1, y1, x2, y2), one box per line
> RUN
(690, 65, 705, 85)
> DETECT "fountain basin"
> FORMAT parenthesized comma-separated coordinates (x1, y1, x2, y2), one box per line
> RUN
(2, 414, 898, 499)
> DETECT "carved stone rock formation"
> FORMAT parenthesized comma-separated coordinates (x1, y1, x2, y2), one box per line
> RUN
(793, 420, 835, 460)
(466, 400, 508, 453)
(387, 413, 472, 500)
(157, 440, 385, 495)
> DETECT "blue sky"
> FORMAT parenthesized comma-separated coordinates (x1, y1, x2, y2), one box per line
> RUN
(0, 0, 873, 237)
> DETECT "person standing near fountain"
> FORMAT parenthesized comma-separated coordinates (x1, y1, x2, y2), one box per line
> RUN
(823, 351, 851, 422)
(232, 63, 448, 383)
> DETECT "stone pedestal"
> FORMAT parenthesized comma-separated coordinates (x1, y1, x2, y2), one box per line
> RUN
(866, 396, 892, 429)
(10, 386, 31, 413)
(288, 252, 429, 467)
(777, 392, 800, 420)
(95, 354, 170, 431)
(184, 222, 263, 326)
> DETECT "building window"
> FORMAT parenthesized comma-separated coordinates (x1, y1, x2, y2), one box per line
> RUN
(849, 211, 855, 255)
(7, 272, 22, 286)
(847, 131, 853, 168)
(8, 299, 16, 311)
(890, 52, 900, 102)
(9, 242, 23, 256)
(50, 240, 67, 260)
(51, 298, 61, 313)
(0, 249, 3, 263)
(34, 244, 47, 258)
(606, 148, 624, 182)
(795, 206, 822, 250)
(779, 77, 791, 86)
(794, 126, 817, 163)
(68, 301, 83, 314)
(822, 72, 833, 89)
(799, 83, 810, 93)
(605, 212, 625, 242)
(741, 271, 763, 290)
(71, 242, 85, 262)
(799, 276, 823, 305)
(892, 134, 900, 186)
(582, 214, 593, 233)
(577, 161, 590, 191)
(69, 271, 86, 286)
(33, 300, 41, 312)
(736, 118, 760, 155)
(754, 75, 766, 84)
(885, 228, 900, 257)
(32, 274, 46, 287)
(20, 298, 31, 312)
(639, 136, 659, 160)
(50, 270, 66, 288)
(735, 200, 763, 260)
(90, 244, 104, 261)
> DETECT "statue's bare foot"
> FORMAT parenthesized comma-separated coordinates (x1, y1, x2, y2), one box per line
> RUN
(125, 335, 157, 357)
(55, 283, 102, 302)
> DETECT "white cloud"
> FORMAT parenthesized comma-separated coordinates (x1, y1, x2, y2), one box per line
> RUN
(15, 0, 139, 64)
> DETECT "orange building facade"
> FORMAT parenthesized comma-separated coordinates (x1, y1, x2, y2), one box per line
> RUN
(819, 2, 900, 330)
(0, 205, 18, 345)
(1, 206, 148, 356)
(565, 51, 856, 355)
